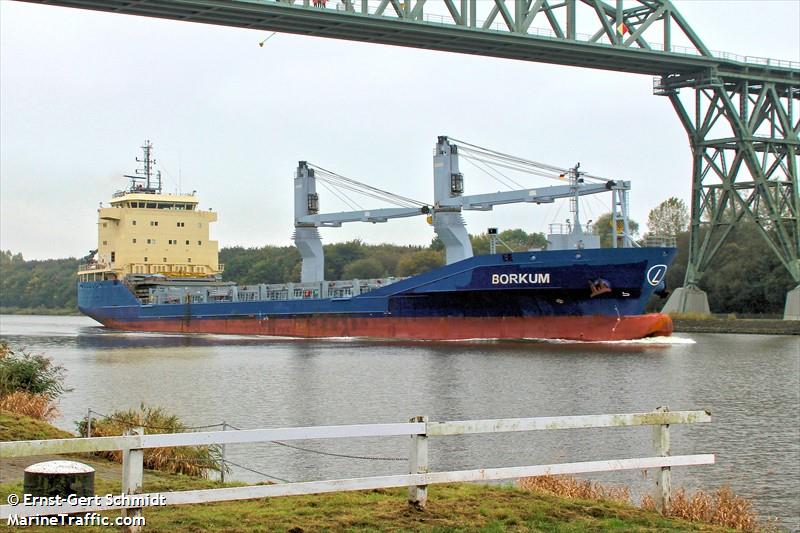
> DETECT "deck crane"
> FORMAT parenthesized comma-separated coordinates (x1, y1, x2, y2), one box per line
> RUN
(294, 137, 634, 283)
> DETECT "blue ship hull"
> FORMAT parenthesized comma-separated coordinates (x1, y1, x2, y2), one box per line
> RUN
(78, 247, 677, 341)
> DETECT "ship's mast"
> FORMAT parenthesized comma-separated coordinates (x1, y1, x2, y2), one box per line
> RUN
(567, 163, 584, 236)
(124, 140, 162, 193)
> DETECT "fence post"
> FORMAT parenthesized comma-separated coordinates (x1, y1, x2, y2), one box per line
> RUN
(408, 415, 428, 510)
(121, 427, 144, 533)
(220, 422, 227, 484)
(86, 409, 92, 439)
(653, 406, 671, 514)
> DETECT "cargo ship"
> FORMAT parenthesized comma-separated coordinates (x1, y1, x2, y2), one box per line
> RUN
(78, 138, 676, 341)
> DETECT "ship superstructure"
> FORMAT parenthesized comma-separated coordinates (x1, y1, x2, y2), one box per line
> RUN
(77, 141, 221, 283)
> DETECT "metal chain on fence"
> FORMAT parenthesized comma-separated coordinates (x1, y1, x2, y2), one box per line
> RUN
(83, 408, 408, 486)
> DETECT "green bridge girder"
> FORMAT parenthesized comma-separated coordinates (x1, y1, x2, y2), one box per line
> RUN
(17, 0, 799, 82)
(16, 0, 800, 292)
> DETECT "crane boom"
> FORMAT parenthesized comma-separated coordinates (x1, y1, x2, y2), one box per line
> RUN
(296, 206, 430, 227)
(439, 182, 626, 211)
(293, 138, 634, 282)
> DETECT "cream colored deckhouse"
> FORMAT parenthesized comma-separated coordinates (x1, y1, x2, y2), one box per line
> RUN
(78, 141, 222, 282)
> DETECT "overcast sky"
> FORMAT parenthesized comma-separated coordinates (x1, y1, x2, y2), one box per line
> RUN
(1, 0, 798, 260)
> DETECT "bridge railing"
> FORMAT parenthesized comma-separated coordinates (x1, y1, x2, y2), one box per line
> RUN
(0, 408, 713, 528)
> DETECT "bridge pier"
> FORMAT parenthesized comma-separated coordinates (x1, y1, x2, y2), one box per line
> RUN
(785, 286, 800, 321)
(661, 286, 710, 316)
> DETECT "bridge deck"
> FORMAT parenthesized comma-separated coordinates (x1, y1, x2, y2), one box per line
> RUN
(20, 0, 799, 84)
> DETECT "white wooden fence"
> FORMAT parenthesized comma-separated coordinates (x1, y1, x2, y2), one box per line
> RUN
(1, 408, 713, 530)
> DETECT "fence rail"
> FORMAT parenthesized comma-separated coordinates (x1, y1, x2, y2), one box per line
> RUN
(1, 408, 714, 529)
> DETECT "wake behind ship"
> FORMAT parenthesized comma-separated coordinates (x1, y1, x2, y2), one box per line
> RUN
(78, 138, 676, 341)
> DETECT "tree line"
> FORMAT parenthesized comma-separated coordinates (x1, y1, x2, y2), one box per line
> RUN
(0, 205, 794, 315)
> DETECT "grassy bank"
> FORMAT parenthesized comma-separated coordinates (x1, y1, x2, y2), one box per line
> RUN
(1, 411, 748, 533)
(0, 307, 78, 316)
(0, 476, 739, 532)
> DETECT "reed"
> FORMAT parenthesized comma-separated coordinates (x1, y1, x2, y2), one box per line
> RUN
(0, 391, 59, 421)
(522, 476, 766, 531)
(642, 487, 760, 531)
(76, 403, 225, 478)
(518, 475, 630, 504)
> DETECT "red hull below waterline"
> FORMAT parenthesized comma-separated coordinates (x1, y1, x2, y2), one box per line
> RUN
(100, 314, 673, 341)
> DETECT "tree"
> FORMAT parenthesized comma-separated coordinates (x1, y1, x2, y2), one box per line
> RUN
(342, 257, 385, 279)
(397, 251, 444, 277)
(471, 229, 548, 254)
(593, 213, 639, 248)
(324, 240, 365, 281)
(646, 197, 689, 238)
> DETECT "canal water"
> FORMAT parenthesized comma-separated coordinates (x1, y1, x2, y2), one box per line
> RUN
(1, 315, 798, 530)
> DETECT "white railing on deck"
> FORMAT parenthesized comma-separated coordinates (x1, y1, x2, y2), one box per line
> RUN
(0, 408, 713, 530)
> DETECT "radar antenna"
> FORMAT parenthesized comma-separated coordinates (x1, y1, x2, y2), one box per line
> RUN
(124, 140, 162, 194)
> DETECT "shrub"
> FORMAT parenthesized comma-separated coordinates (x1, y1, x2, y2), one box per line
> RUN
(0, 343, 69, 399)
(0, 344, 68, 420)
(76, 403, 225, 478)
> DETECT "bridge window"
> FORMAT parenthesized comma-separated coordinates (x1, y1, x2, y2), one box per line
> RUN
(185, 240, 190, 245)
(198, 240, 202, 245)
(111, 252, 115, 263)
(177, 222, 185, 227)
(144, 257, 148, 262)
(132, 220, 137, 226)
(150, 221, 159, 226)
(188, 258, 192, 263)
(132, 238, 137, 244)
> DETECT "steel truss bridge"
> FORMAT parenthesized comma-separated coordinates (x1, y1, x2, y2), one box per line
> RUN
(18, 0, 800, 314)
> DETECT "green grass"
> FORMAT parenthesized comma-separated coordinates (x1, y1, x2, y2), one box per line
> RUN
(667, 311, 715, 320)
(0, 481, 738, 532)
(0, 410, 73, 441)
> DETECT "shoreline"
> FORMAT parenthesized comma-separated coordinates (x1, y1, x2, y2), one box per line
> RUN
(672, 318, 799, 335)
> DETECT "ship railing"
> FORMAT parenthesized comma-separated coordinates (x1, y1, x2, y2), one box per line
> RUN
(78, 262, 109, 272)
(644, 235, 677, 248)
(1, 407, 713, 524)
(151, 277, 405, 305)
(547, 222, 594, 235)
